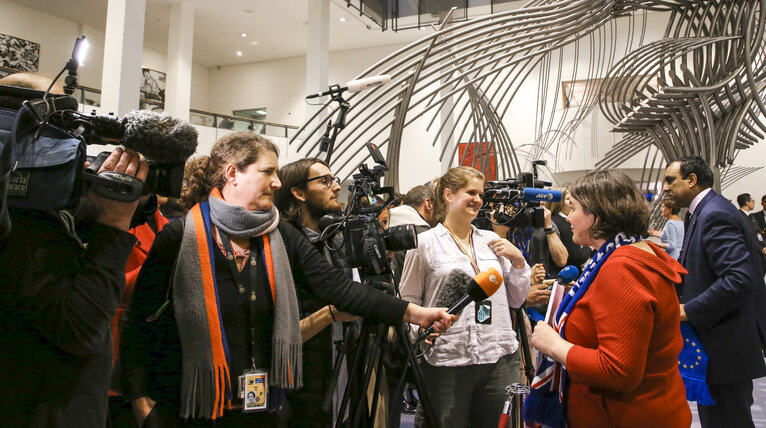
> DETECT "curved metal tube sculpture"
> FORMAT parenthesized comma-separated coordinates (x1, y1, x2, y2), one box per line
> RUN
(290, 0, 765, 201)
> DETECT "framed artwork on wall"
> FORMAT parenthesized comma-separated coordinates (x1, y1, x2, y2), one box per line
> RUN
(140, 67, 166, 109)
(458, 142, 497, 181)
(0, 33, 40, 73)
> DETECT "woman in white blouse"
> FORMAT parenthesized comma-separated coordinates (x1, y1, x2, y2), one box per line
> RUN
(399, 166, 531, 427)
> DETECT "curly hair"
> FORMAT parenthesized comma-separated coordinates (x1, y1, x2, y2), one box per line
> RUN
(435, 166, 484, 222)
(569, 169, 649, 240)
(180, 132, 278, 209)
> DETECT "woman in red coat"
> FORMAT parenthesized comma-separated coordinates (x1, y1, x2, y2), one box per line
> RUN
(526, 170, 692, 428)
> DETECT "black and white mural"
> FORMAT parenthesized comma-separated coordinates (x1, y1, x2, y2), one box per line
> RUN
(0, 33, 40, 73)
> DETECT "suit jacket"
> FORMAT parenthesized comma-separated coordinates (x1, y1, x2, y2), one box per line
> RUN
(679, 191, 766, 385)
(752, 209, 766, 238)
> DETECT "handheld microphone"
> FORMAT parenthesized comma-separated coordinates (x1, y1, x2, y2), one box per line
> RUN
(418, 268, 503, 342)
(305, 75, 392, 99)
(553, 265, 580, 287)
(522, 188, 562, 203)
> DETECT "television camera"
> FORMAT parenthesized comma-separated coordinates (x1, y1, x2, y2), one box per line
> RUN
(478, 160, 561, 229)
(319, 142, 417, 275)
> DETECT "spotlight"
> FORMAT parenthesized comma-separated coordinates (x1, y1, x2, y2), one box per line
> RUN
(236, 51, 243, 56)
(240, 33, 247, 37)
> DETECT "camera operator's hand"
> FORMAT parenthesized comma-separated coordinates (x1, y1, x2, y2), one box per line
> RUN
(526, 283, 552, 306)
(87, 148, 149, 231)
(404, 304, 456, 333)
(488, 237, 525, 269)
(530, 263, 546, 285)
(543, 206, 553, 228)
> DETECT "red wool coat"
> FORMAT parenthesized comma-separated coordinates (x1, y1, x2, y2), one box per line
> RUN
(564, 242, 692, 427)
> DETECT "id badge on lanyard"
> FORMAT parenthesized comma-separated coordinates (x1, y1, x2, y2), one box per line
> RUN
(239, 365, 269, 412)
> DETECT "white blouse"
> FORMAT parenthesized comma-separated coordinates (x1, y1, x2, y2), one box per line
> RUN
(399, 223, 531, 367)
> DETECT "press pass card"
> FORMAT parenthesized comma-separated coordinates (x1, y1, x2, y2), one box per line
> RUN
(243, 370, 268, 412)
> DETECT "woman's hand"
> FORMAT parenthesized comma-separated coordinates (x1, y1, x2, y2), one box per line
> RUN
(648, 229, 661, 238)
(404, 304, 457, 333)
(488, 238, 526, 269)
(530, 321, 573, 365)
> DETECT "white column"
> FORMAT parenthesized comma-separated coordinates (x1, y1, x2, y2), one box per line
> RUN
(305, 0, 329, 151)
(100, 0, 146, 116)
(165, 2, 195, 120)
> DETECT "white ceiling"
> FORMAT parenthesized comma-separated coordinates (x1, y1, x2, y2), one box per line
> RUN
(10, 0, 428, 67)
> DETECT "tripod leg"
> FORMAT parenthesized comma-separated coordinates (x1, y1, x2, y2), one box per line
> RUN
(397, 326, 439, 428)
(353, 323, 386, 428)
(336, 324, 369, 428)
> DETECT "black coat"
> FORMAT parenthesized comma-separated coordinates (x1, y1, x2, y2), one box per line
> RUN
(0, 208, 136, 428)
(119, 219, 408, 412)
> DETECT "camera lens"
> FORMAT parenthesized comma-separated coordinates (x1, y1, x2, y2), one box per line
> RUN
(383, 224, 418, 251)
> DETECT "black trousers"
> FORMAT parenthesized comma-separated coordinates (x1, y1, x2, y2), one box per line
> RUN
(698, 380, 754, 428)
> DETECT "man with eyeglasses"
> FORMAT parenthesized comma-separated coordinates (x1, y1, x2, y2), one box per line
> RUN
(274, 158, 357, 428)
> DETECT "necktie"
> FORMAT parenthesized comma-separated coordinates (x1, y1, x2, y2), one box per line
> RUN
(684, 211, 692, 231)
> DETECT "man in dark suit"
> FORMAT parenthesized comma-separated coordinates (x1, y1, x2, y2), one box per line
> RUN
(663, 156, 766, 428)
(752, 194, 766, 243)
(738, 193, 766, 273)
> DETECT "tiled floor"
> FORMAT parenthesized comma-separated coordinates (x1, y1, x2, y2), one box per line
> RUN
(400, 368, 766, 428)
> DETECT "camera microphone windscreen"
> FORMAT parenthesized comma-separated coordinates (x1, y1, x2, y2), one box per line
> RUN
(120, 110, 198, 164)
(522, 187, 562, 203)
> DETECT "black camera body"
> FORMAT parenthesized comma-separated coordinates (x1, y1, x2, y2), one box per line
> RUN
(321, 143, 417, 275)
(478, 162, 552, 230)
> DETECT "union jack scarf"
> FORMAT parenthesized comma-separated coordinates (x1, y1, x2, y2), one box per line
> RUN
(522, 233, 641, 427)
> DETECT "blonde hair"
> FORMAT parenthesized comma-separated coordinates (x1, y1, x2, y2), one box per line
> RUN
(435, 166, 485, 221)
(548, 186, 569, 216)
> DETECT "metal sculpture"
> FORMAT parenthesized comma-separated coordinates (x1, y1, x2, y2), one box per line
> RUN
(290, 0, 765, 199)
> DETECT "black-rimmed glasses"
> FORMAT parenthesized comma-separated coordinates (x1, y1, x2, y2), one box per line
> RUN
(298, 174, 340, 188)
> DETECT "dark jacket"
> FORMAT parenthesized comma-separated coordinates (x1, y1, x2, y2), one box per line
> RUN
(0, 208, 136, 427)
(679, 191, 766, 385)
(288, 227, 352, 428)
(119, 220, 408, 411)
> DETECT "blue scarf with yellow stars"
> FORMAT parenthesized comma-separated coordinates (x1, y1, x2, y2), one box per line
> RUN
(679, 322, 715, 405)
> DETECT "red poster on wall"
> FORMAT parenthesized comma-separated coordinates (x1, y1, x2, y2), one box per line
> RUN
(458, 142, 497, 181)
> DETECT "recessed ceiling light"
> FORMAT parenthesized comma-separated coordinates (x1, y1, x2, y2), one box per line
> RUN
(240, 33, 247, 37)
(236, 51, 243, 56)
(339, 17, 346, 22)
(249, 41, 259, 46)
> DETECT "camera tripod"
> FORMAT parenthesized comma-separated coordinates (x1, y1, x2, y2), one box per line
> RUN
(323, 272, 439, 428)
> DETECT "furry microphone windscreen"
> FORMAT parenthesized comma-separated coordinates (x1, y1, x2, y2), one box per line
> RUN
(435, 269, 473, 308)
(121, 110, 198, 164)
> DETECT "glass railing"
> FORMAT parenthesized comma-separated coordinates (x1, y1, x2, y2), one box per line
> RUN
(72, 86, 298, 139)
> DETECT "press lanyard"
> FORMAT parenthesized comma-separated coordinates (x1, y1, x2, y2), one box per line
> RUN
(443, 223, 480, 274)
(218, 229, 261, 368)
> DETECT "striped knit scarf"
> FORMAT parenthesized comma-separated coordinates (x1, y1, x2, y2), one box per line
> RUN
(523, 232, 641, 428)
(173, 188, 302, 420)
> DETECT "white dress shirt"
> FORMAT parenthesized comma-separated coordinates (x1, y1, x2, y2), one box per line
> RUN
(399, 223, 531, 367)
(689, 188, 712, 215)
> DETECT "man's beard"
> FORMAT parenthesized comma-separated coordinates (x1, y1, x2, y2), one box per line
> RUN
(305, 192, 342, 223)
